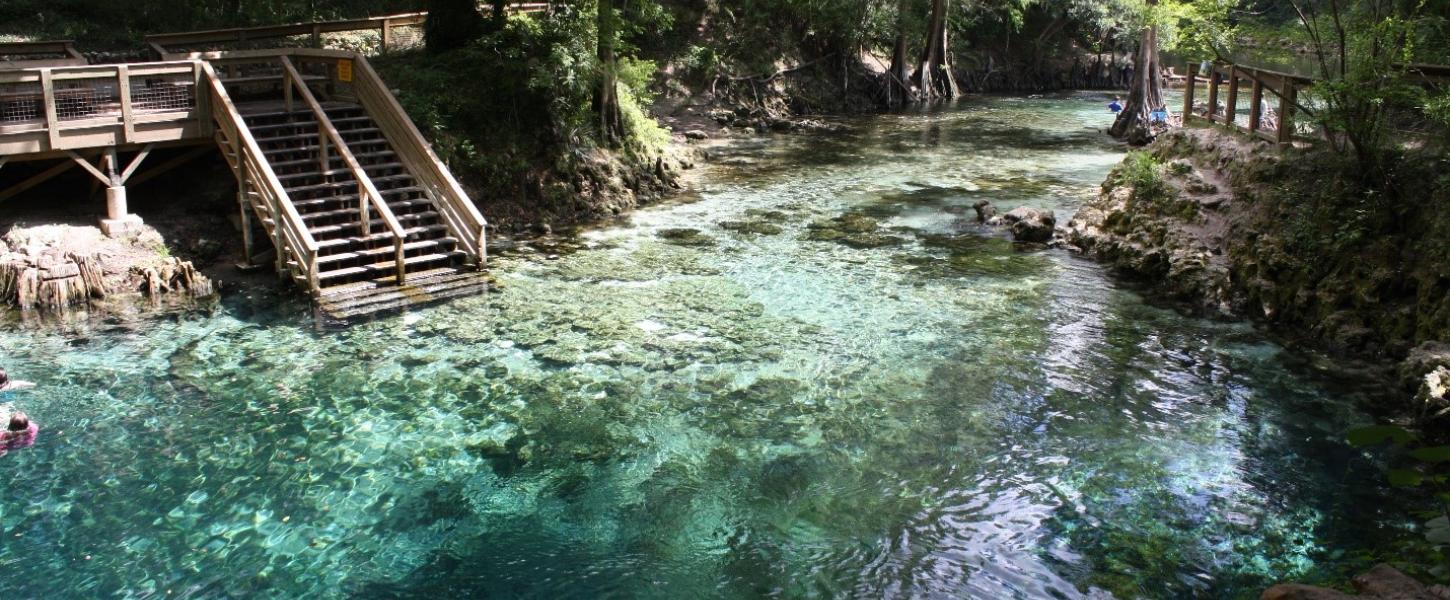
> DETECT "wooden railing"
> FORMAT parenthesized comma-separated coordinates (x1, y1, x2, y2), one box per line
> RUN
(146, 4, 551, 58)
(279, 54, 408, 283)
(0, 60, 209, 157)
(1183, 62, 1315, 145)
(201, 60, 321, 291)
(0, 41, 87, 70)
(350, 53, 487, 267)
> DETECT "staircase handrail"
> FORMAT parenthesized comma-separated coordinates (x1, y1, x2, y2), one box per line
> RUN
(200, 60, 322, 291)
(349, 54, 487, 268)
(279, 55, 408, 284)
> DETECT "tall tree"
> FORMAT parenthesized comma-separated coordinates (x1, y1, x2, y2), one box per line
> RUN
(1109, 0, 1163, 144)
(595, 0, 625, 146)
(888, 0, 917, 105)
(425, 0, 484, 53)
(913, 0, 959, 100)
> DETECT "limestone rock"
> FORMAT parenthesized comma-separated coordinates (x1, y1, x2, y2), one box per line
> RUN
(1262, 564, 1450, 600)
(1002, 207, 1057, 243)
(683, 129, 709, 140)
(973, 200, 997, 223)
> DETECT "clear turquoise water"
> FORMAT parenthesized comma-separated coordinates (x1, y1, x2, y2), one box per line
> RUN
(0, 93, 1406, 599)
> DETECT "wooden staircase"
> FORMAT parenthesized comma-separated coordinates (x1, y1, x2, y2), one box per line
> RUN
(200, 51, 489, 320)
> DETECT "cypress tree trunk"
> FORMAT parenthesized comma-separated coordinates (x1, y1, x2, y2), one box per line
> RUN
(595, 0, 625, 147)
(488, 0, 509, 31)
(425, 0, 484, 53)
(1110, 6, 1164, 144)
(888, 0, 915, 105)
(913, 0, 959, 100)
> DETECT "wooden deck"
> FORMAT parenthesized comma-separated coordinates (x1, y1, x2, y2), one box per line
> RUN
(1, 19, 495, 316)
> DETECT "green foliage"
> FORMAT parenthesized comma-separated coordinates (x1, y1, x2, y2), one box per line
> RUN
(1117, 151, 1170, 204)
(375, 13, 596, 192)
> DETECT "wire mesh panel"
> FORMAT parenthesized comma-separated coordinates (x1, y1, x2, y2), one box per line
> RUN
(130, 74, 196, 113)
(0, 81, 43, 124)
(385, 24, 425, 52)
(54, 79, 119, 121)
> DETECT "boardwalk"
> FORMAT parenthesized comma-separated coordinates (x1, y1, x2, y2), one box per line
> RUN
(0, 8, 555, 317)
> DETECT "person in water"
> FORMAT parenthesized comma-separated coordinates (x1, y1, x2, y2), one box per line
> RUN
(0, 368, 35, 392)
(1, 411, 38, 455)
(1150, 105, 1169, 123)
(1108, 96, 1123, 113)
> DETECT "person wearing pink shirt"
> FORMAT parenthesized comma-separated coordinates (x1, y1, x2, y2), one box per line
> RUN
(1, 411, 38, 456)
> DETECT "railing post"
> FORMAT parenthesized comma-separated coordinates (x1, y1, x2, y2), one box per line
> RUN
(311, 24, 322, 49)
(239, 164, 254, 264)
(40, 68, 58, 151)
(395, 240, 406, 284)
(1225, 66, 1240, 131)
(380, 19, 392, 53)
(1183, 62, 1197, 123)
(1205, 65, 1220, 124)
(1276, 80, 1297, 145)
(359, 183, 371, 236)
(1248, 75, 1264, 134)
(117, 65, 135, 143)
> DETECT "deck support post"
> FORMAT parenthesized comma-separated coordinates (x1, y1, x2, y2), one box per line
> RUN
(93, 148, 143, 238)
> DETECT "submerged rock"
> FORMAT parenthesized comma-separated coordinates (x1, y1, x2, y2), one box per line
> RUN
(657, 228, 716, 246)
(973, 200, 997, 223)
(719, 221, 784, 236)
(1002, 207, 1057, 243)
(1262, 564, 1450, 599)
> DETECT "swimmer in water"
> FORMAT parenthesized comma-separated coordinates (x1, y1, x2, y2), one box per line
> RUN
(0, 368, 35, 392)
(0, 410, 38, 455)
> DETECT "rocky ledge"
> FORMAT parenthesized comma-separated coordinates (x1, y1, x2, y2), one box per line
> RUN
(0, 224, 215, 313)
(1061, 128, 1450, 415)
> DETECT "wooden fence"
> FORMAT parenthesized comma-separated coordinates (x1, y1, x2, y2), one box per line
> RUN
(145, 4, 552, 58)
(1182, 62, 1315, 145)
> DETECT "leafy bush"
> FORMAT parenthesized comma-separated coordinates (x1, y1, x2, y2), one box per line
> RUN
(1117, 151, 1170, 204)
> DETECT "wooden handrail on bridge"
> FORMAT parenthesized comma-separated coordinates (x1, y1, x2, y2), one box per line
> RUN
(145, 4, 552, 58)
(1182, 61, 1315, 145)
(200, 60, 322, 291)
(279, 54, 409, 284)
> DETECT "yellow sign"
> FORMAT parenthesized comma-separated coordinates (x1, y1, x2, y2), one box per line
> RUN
(337, 59, 353, 82)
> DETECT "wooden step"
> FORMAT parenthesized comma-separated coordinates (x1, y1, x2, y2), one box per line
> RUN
(317, 270, 489, 320)
(270, 150, 396, 169)
(256, 128, 383, 144)
(301, 198, 435, 222)
(316, 238, 457, 265)
(263, 140, 389, 156)
(241, 104, 361, 120)
(317, 251, 465, 281)
(221, 73, 328, 85)
(286, 173, 413, 195)
(308, 211, 440, 237)
(277, 163, 405, 182)
(247, 116, 371, 132)
(292, 186, 425, 209)
(315, 224, 450, 250)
